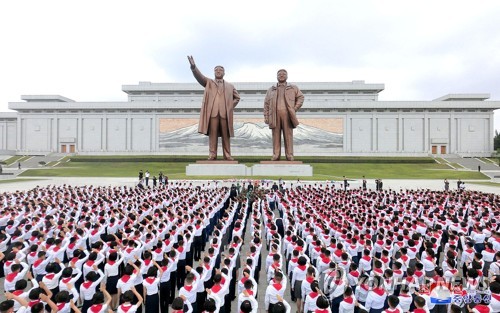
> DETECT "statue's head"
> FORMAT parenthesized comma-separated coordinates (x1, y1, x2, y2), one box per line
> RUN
(277, 69, 288, 83)
(214, 66, 225, 80)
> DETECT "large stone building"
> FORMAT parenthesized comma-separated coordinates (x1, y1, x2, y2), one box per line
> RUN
(0, 80, 498, 157)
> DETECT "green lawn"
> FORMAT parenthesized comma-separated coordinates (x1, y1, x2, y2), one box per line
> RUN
(465, 181, 500, 187)
(1, 155, 28, 166)
(19, 159, 489, 180)
(0, 178, 47, 184)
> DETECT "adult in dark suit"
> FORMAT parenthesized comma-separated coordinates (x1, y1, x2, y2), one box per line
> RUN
(188, 56, 240, 160)
(264, 69, 304, 161)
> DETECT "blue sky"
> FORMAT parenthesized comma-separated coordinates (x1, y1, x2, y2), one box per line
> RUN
(1, 0, 499, 130)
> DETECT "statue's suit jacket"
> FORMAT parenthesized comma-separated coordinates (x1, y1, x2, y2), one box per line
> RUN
(191, 67, 240, 137)
(264, 83, 304, 129)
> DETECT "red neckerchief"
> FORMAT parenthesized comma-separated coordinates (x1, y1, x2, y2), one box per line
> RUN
(33, 259, 44, 267)
(119, 303, 134, 312)
(344, 296, 354, 304)
(29, 299, 41, 307)
(45, 273, 55, 280)
(6, 272, 17, 282)
(212, 283, 222, 293)
(61, 277, 72, 283)
(121, 274, 131, 283)
(272, 282, 282, 291)
(373, 287, 385, 296)
(82, 280, 93, 289)
(89, 304, 103, 313)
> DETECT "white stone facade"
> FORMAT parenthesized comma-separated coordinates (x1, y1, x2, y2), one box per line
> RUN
(0, 81, 498, 157)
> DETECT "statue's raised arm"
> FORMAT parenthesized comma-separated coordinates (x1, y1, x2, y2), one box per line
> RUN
(187, 55, 208, 87)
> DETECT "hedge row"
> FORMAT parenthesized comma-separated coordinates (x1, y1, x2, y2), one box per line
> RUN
(70, 156, 435, 164)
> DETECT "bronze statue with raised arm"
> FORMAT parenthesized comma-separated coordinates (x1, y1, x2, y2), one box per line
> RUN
(264, 69, 304, 161)
(188, 56, 240, 161)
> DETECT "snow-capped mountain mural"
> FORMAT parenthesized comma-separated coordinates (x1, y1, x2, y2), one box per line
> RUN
(159, 121, 343, 153)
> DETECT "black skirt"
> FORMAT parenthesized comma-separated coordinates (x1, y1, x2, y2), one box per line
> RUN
(106, 274, 119, 294)
(145, 293, 160, 313)
(82, 299, 92, 313)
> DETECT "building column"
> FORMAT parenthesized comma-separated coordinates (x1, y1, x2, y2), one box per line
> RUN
(398, 115, 403, 152)
(17, 116, 22, 152)
(78, 115, 83, 152)
(486, 117, 492, 154)
(344, 115, 350, 153)
(152, 115, 158, 152)
(102, 116, 107, 151)
(372, 115, 377, 152)
(2, 121, 6, 150)
(127, 115, 132, 151)
(49, 118, 54, 152)
(449, 113, 456, 154)
(423, 114, 429, 153)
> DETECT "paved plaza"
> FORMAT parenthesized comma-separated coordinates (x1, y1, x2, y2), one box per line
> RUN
(0, 176, 499, 194)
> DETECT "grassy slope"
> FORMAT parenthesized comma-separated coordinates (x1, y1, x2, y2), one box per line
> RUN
(20, 159, 488, 180)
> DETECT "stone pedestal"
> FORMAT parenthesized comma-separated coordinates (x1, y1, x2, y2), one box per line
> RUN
(186, 160, 249, 176)
(253, 161, 313, 176)
(260, 160, 304, 164)
(195, 160, 239, 165)
(186, 160, 313, 176)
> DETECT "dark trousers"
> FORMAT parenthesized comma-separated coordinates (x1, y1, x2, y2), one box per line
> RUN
(134, 284, 143, 313)
(186, 249, 194, 268)
(160, 281, 170, 313)
(177, 259, 186, 289)
(331, 294, 344, 313)
(196, 291, 206, 312)
(169, 272, 177, 301)
(194, 235, 203, 261)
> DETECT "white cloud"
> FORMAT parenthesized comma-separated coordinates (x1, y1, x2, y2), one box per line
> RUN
(1, 0, 499, 129)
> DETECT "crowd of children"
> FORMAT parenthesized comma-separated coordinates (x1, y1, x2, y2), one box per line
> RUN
(0, 181, 498, 313)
